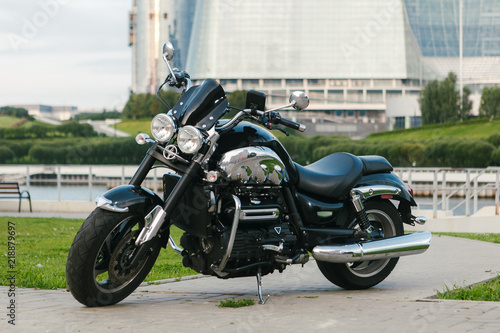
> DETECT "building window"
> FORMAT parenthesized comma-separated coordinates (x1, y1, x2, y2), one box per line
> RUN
(308, 79, 325, 87)
(346, 90, 363, 102)
(386, 90, 402, 99)
(373, 79, 392, 87)
(359, 110, 367, 117)
(269, 90, 286, 105)
(286, 79, 303, 87)
(352, 79, 370, 87)
(329, 79, 348, 87)
(309, 90, 325, 103)
(394, 117, 406, 129)
(263, 79, 282, 88)
(328, 90, 344, 102)
(406, 90, 420, 96)
(336, 110, 343, 117)
(410, 116, 421, 128)
(242, 79, 259, 89)
(347, 110, 355, 117)
(220, 79, 237, 90)
(366, 90, 383, 103)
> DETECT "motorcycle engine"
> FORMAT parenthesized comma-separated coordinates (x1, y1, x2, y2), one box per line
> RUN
(180, 186, 298, 277)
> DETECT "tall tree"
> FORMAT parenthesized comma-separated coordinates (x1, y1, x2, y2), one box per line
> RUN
(123, 91, 181, 119)
(419, 72, 472, 125)
(479, 86, 500, 118)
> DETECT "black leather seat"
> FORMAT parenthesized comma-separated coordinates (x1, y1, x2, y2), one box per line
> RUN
(295, 152, 364, 199)
(359, 155, 393, 175)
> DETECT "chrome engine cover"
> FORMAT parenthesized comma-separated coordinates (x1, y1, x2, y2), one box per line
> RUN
(217, 147, 288, 185)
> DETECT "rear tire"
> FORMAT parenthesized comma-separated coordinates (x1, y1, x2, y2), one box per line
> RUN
(66, 208, 162, 307)
(317, 200, 404, 290)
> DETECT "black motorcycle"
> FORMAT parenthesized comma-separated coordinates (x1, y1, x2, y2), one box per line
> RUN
(66, 42, 431, 307)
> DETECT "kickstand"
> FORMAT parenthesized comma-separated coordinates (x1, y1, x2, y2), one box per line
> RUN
(256, 267, 270, 304)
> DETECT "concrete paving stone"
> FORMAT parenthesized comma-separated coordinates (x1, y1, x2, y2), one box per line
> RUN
(2, 235, 500, 333)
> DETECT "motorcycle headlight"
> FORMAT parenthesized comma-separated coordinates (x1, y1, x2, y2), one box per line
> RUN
(151, 113, 176, 142)
(177, 126, 203, 154)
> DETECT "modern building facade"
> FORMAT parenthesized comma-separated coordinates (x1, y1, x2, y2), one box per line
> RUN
(10, 105, 77, 121)
(130, 0, 500, 136)
(129, 0, 196, 94)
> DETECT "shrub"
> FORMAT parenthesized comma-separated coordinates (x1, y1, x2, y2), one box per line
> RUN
(487, 133, 500, 147)
(490, 147, 500, 166)
(0, 146, 15, 163)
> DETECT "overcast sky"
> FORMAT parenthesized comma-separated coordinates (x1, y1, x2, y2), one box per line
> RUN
(0, 0, 132, 111)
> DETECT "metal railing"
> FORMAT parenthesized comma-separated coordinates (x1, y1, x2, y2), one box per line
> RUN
(0, 165, 171, 202)
(395, 167, 500, 217)
(2, 165, 500, 216)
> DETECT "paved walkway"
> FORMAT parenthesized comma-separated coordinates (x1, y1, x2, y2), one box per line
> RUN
(2, 235, 500, 332)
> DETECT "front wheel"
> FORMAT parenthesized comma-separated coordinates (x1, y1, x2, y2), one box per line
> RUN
(66, 208, 162, 307)
(317, 200, 404, 290)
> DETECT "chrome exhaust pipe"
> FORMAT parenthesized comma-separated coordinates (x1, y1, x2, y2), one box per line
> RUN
(312, 231, 431, 264)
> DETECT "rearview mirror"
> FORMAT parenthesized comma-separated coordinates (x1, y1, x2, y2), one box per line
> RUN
(289, 91, 309, 111)
(245, 90, 266, 111)
(162, 41, 174, 61)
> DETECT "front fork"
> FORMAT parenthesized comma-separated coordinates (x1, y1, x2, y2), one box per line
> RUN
(124, 143, 202, 268)
(134, 159, 201, 246)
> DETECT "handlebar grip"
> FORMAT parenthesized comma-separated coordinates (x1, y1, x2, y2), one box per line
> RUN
(277, 117, 306, 132)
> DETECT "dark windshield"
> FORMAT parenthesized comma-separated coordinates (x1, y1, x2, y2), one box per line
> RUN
(169, 79, 228, 130)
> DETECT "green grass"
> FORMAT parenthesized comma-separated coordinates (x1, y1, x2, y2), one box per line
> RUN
(434, 232, 500, 301)
(0, 217, 195, 289)
(433, 232, 500, 244)
(114, 116, 500, 143)
(0, 115, 35, 128)
(115, 118, 152, 136)
(437, 277, 500, 302)
(218, 298, 256, 308)
(0, 115, 21, 128)
(364, 118, 500, 142)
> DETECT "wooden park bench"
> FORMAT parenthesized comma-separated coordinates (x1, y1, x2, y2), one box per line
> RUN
(0, 182, 32, 212)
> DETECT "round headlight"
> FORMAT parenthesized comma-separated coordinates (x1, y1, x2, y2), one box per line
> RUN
(151, 113, 176, 142)
(177, 126, 203, 154)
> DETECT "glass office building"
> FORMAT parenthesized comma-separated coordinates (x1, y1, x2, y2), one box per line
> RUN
(131, 0, 500, 136)
(129, 0, 196, 94)
(405, 0, 500, 57)
(185, 0, 429, 136)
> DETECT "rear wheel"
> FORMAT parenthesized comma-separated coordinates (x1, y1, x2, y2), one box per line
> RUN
(66, 208, 162, 307)
(317, 200, 404, 289)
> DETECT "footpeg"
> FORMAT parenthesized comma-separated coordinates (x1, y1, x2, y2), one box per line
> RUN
(411, 215, 427, 225)
(262, 240, 284, 253)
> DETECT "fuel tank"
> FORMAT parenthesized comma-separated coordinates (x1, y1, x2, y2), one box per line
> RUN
(217, 146, 288, 185)
(215, 121, 298, 184)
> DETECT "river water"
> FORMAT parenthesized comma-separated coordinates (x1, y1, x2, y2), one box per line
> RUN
(23, 185, 495, 216)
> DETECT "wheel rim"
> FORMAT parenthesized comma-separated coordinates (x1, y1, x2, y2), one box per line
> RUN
(345, 208, 397, 278)
(93, 216, 149, 293)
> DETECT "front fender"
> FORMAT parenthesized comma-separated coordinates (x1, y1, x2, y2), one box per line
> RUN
(95, 185, 164, 215)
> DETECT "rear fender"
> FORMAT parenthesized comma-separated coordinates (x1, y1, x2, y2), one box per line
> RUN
(95, 185, 164, 216)
(354, 173, 418, 225)
(354, 173, 416, 206)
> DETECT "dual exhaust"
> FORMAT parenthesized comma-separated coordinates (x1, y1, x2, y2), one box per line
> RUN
(312, 231, 432, 263)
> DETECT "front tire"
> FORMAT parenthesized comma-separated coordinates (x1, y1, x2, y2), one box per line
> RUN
(66, 208, 162, 307)
(317, 200, 404, 290)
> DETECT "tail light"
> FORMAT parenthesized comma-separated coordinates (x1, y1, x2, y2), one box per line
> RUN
(407, 183, 414, 196)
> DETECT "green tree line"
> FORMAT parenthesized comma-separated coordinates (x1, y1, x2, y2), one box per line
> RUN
(3, 133, 500, 168)
(0, 106, 34, 120)
(0, 121, 97, 140)
(419, 72, 500, 125)
(122, 89, 248, 119)
(280, 133, 500, 168)
(0, 138, 148, 164)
